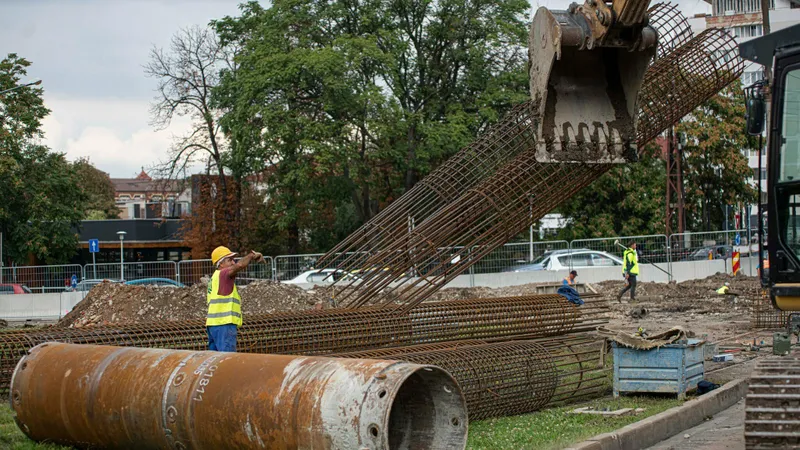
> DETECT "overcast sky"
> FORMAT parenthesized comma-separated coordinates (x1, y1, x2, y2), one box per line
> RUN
(1, 0, 710, 178)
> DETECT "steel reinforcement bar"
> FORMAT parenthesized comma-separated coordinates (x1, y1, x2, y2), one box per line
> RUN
(333, 335, 609, 420)
(0, 294, 607, 394)
(313, 2, 695, 278)
(333, 27, 744, 310)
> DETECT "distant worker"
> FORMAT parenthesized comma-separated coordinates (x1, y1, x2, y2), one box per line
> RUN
(717, 282, 731, 295)
(617, 241, 639, 302)
(563, 270, 578, 287)
(207, 246, 263, 352)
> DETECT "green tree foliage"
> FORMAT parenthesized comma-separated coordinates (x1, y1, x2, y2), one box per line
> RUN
(556, 144, 667, 239)
(676, 84, 758, 232)
(213, 0, 530, 252)
(73, 157, 118, 219)
(556, 84, 756, 240)
(0, 54, 87, 264)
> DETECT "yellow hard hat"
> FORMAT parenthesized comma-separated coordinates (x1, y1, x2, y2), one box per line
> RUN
(211, 246, 237, 265)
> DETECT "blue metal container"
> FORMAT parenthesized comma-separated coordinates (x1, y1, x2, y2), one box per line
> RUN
(612, 338, 705, 399)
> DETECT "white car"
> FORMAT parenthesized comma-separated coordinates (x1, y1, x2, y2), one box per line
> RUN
(282, 269, 356, 285)
(507, 249, 623, 272)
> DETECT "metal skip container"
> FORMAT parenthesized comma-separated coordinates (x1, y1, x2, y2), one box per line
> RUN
(11, 343, 468, 450)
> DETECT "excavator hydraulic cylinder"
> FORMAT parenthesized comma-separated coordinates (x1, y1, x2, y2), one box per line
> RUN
(10, 343, 468, 450)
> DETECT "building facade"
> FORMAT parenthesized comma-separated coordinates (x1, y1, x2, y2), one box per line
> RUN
(112, 170, 191, 220)
(690, 0, 800, 197)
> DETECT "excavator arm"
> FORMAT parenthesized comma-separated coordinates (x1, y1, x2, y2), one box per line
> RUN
(529, 0, 657, 163)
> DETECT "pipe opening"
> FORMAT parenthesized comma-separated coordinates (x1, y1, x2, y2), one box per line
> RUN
(387, 368, 467, 450)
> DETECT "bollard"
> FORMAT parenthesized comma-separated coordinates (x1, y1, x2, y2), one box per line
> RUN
(11, 343, 468, 450)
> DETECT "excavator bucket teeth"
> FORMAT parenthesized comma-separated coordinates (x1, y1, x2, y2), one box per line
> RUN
(529, 6, 657, 163)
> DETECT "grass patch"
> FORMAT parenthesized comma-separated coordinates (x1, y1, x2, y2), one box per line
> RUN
(467, 395, 684, 450)
(0, 393, 680, 450)
(0, 404, 69, 450)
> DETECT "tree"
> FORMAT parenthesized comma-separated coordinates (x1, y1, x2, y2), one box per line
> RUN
(145, 26, 234, 184)
(73, 157, 118, 219)
(677, 84, 758, 232)
(555, 85, 757, 240)
(213, 0, 531, 253)
(556, 143, 667, 239)
(146, 26, 253, 252)
(0, 54, 87, 264)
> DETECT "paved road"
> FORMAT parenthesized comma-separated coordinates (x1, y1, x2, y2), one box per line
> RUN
(646, 399, 745, 450)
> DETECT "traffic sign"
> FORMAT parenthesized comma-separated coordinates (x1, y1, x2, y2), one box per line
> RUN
(734, 233, 741, 246)
(89, 239, 99, 253)
(70, 274, 78, 288)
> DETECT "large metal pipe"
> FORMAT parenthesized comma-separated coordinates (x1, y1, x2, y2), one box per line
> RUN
(11, 343, 468, 450)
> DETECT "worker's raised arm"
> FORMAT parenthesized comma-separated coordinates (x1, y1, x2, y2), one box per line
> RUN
(228, 251, 264, 277)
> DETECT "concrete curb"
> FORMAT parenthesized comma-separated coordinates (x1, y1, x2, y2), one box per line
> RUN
(565, 378, 749, 450)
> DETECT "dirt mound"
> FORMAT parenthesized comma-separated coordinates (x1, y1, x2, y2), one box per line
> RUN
(58, 280, 320, 327)
(594, 273, 762, 302)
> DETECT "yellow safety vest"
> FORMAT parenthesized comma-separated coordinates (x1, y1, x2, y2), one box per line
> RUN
(623, 249, 639, 275)
(206, 270, 242, 327)
(717, 286, 729, 295)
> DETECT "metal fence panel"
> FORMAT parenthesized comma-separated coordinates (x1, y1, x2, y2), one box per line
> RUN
(570, 234, 669, 269)
(0, 264, 84, 293)
(274, 253, 326, 281)
(238, 258, 273, 286)
(669, 230, 748, 261)
(177, 258, 275, 286)
(89, 261, 178, 282)
(176, 260, 214, 285)
(472, 241, 569, 274)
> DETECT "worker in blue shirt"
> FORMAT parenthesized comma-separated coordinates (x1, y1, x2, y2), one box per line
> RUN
(563, 270, 578, 287)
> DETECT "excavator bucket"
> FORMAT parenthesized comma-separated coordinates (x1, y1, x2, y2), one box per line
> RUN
(529, 1, 657, 163)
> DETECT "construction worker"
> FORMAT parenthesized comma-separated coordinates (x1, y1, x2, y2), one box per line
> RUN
(207, 246, 263, 352)
(717, 282, 731, 295)
(563, 270, 578, 287)
(617, 241, 639, 302)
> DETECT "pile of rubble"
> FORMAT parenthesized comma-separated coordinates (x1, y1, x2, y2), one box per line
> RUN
(58, 280, 322, 328)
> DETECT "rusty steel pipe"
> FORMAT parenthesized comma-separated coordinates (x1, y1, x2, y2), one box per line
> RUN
(12, 343, 468, 450)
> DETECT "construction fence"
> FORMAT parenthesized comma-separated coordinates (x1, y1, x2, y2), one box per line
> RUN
(0, 230, 757, 291)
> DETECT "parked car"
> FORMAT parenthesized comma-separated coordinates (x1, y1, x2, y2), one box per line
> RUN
(283, 269, 358, 285)
(506, 249, 623, 272)
(125, 278, 185, 288)
(73, 279, 122, 292)
(684, 245, 733, 261)
(0, 284, 32, 294)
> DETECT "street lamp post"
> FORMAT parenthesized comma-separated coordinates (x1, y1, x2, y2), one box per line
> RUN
(117, 231, 127, 281)
(0, 79, 42, 96)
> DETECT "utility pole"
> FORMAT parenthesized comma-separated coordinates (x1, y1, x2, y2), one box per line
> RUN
(666, 128, 685, 238)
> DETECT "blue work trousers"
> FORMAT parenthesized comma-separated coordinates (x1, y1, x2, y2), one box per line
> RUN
(207, 324, 238, 352)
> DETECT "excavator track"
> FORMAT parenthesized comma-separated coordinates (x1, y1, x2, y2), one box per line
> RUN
(745, 355, 800, 449)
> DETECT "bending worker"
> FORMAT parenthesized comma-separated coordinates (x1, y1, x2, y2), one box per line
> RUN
(563, 270, 578, 287)
(617, 241, 639, 302)
(207, 246, 263, 352)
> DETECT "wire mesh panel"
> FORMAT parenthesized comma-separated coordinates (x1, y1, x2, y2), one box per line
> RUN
(177, 259, 274, 286)
(90, 261, 178, 282)
(751, 290, 791, 329)
(176, 260, 214, 285)
(273, 253, 326, 281)
(237, 259, 273, 286)
(648, 2, 693, 60)
(472, 241, 569, 274)
(0, 264, 84, 293)
(669, 230, 745, 262)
